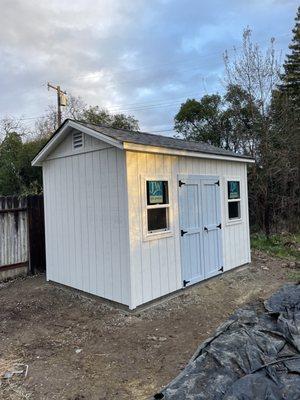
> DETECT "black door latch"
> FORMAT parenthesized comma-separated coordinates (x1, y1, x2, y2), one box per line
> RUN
(183, 280, 190, 287)
(181, 229, 188, 236)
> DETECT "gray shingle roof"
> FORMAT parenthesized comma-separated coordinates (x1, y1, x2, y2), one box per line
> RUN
(75, 120, 252, 160)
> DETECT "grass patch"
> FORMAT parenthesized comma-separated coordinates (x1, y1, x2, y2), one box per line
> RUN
(251, 233, 300, 261)
(287, 271, 300, 282)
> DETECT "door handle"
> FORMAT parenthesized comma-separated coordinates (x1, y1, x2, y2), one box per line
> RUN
(181, 229, 188, 236)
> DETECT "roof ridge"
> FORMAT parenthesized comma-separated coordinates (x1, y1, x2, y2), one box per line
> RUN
(73, 119, 219, 149)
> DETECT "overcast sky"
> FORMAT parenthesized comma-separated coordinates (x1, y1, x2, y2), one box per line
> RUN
(0, 0, 297, 133)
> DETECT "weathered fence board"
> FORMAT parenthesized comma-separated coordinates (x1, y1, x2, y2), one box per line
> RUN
(0, 195, 45, 280)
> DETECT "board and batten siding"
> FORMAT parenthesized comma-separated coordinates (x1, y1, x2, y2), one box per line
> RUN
(125, 151, 251, 309)
(43, 139, 131, 306)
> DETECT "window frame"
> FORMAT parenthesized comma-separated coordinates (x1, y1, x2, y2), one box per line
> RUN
(226, 178, 242, 225)
(141, 175, 173, 241)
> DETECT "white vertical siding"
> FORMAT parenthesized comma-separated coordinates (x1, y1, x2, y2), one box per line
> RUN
(126, 151, 251, 308)
(43, 146, 131, 307)
(126, 152, 182, 309)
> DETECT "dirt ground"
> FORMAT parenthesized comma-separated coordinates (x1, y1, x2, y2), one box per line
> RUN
(0, 250, 298, 400)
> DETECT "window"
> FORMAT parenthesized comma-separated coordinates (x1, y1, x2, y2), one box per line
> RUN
(227, 180, 241, 220)
(146, 181, 170, 233)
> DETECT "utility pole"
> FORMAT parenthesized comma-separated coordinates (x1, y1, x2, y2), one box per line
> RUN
(47, 83, 67, 128)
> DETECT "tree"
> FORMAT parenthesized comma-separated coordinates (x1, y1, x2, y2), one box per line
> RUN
(224, 29, 283, 236)
(0, 131, 23, 195)
(270, 6, 300, 231)
(174, 94, 223, 147)
(174, 85, 258, 154)
(174, 28, 299, 235)
(222, 84, 260, 155)
(0, 123, 47, 196)
(18, 137, 48, 194)
(35, 94, 140, 137)
(0, 95, 140, 196)
(0, 116, 48, 196)
(79, 105, 139, 131)
(279, 6, 300, 103)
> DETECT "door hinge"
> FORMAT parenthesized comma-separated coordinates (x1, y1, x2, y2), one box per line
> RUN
(183, 279, 190, 287)
(181, 229, 188, 236)
(219, 266, 224, 272)
(179, 180, 185, 187)
(215, 180, 220, 186)
(217, 223, 222, 229)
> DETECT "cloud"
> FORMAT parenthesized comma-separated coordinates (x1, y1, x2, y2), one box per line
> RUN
(0, 0, 296, 132)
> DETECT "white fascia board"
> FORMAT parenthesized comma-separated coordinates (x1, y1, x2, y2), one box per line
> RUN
(32, 123, 70, 166)
(123, 142, 255, 164)
(32, 120, 123, 166)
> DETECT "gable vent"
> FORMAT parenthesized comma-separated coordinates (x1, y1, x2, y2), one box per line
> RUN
(73, 132, 83, 149)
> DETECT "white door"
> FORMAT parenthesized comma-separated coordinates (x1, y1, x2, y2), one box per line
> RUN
(179, 176, 223, 287)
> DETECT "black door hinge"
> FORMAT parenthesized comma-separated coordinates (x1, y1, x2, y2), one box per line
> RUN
(215, 180, 220, 186)
(217, 223, 222, 229)
(181, 229, 188, 236)
(183, 279, 190, 287)
(179, 180, 185, 187)
(219, 266, 224, 272)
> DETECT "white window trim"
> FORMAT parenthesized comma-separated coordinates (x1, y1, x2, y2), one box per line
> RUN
(225, 177, 243, 225)
(141, 175, 173, 241)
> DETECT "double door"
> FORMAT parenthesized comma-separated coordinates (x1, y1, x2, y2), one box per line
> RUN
(179, 176, 223, 287)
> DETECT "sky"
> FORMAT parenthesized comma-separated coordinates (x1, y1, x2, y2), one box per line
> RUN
(0, 0, 297, 134)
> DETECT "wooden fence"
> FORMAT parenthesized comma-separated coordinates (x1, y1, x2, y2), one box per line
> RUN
(0, 195, 45, 280)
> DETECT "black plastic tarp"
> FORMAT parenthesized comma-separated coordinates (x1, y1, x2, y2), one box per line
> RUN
(152, 284, 300, 400)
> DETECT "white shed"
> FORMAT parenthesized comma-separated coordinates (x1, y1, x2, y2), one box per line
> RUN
(32, 119, 254, 310)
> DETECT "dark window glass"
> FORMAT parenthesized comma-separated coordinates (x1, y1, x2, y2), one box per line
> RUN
(147, 208, 167, 231)
(228, 201, 240, 219)
(147, 181, 168, 205)
(228, 181, 240, 199)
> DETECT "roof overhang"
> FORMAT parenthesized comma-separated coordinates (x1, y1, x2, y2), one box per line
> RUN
(32, 120, 123, 166)
(123, 142, 255, 163)
(32, 119, 255, 166)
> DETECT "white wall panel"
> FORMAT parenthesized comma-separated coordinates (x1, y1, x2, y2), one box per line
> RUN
(126, 151, 251, 308)
(43, 145, 131, 306)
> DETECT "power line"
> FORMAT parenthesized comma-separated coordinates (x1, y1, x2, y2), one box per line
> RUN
(1, 33, 291, 125)
(105, 91, 202, 111)
(5, 90, 204, 123)
(149, 128, 174, 133)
